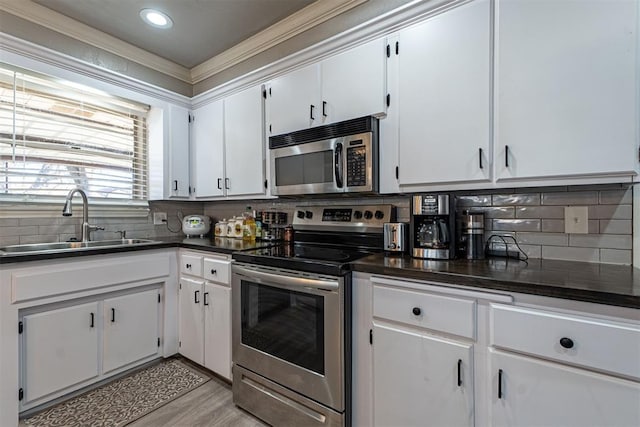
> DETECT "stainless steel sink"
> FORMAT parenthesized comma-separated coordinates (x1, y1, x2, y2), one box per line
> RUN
(0, 239, 159, 255)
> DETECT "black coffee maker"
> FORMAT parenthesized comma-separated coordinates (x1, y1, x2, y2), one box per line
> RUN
(411, 194, 456, 259)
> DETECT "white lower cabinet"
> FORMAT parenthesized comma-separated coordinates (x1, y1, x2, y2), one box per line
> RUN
(354, 273, 640, 427)
(20, 288, 161, 410)
(103, 290, 160, 374)
(373, 323, 473, 427)
(371, 277, 477, 427)
(489, 349, 640, 427)
(179, 251, 232, 380)
(23, 302, 100, 405)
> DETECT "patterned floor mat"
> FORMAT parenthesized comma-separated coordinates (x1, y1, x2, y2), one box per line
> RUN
(23, 358, 210, 427)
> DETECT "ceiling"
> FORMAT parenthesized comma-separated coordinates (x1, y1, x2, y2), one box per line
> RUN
(31, 0, 316, 69)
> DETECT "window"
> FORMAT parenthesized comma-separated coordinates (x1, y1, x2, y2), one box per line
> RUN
(0, 64, 149, 208)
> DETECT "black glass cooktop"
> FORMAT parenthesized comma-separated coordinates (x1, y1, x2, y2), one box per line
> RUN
(232, 242, 379, 276)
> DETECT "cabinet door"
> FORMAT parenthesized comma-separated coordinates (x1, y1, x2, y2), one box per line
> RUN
(23, 302, 100, 404)
(203, 282, 231, 380)
(192, 100, 225, 198)
(179, 277, 204, 365)
(373, 323, 474, 427)
(397, 0, 491, 187)
(103, 290, 160, 373)
(490, 349, 640, 427)
(321, 38, 386, 125)
(168, 104, 191, 198)
(224, 85, 265, 197)
(267, 64, 320, 135)
(495, 0, 638, 182)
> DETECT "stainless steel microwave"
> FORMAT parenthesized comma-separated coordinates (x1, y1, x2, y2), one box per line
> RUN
(269, 116, 379, 196)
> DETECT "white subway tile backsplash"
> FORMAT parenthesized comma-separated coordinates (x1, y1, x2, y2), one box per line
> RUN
(542, 246, 600, 263)
(588, 205, 632, 220)
(541, 219, 564, 233)
(0, 226, 38, 237)
(541, 191, 598, 205)
(491, 219, 541, 232)
(479, 207, 515, 219)
(516, 206, 565, 219)
(600, 249, 632, 265)
(516, 232, 568, 246)
(599, 219, 632, 235)
(0, 219, 19, 227)
(20, 234, 58, 244)
(569, 234, 632, 250)
(492, 193, 540, 206)
(599, 189, 632, 205)
(0, 236, 19, 246)
(456, 195, 492, 207)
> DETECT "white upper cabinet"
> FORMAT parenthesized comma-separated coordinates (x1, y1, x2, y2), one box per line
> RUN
(167, 104, 191, 198)
(267, 64, 320, 136)
(224, 85, 266, 197)
(495, 0, 638, 183)
(397, 0, 491, 188)
(191, 85, 266, 199)
(267, 38, 387, 136)
(192, 100, 224, 198)
(320, 38, 386, 126)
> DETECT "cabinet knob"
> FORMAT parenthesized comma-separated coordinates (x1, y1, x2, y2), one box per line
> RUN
(211, 269, 217, 275)
(560, 337, 574, 349)
(186, 263, 191, 269)
(412, 307, 421, 316)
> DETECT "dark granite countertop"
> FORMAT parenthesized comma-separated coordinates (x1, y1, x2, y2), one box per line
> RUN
(0, 236, 274, 264)
(352, 254, 640, 309)
(3, 239, 639, 309)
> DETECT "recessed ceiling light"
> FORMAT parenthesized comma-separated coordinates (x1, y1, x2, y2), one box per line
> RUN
(139, 8, 173, 29)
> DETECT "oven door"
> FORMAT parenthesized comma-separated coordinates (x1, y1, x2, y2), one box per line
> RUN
(232, 263, 344, 411)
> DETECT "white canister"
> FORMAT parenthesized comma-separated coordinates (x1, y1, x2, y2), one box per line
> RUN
(214, 219, 227, 237)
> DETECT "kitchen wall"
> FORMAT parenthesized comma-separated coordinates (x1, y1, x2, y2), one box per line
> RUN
(0, 201, 202, 246)
(0, 184, 633, 265)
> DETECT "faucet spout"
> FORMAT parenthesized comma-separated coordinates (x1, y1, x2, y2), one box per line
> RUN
(62, 187, 91, 242)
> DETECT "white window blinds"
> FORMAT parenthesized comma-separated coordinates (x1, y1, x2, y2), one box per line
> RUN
(0, 64, 149, 206)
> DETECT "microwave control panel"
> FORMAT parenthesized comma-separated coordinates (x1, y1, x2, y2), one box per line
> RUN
(346, 143, 367, 187)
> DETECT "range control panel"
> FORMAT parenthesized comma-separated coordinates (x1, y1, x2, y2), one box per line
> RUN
(292, 205, 395, 231)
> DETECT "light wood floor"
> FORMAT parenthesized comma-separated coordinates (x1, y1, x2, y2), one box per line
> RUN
(128, 371, 268, 427)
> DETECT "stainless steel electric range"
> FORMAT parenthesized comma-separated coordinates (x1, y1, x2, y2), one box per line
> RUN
(231, 204, 395, 427)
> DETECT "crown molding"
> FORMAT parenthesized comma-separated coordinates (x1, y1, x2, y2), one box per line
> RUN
(1, 33, 191, 107)
(189, 0, 368, 84)
(0, 0, 368, 86)
(192, 0, 461, 107)
(0, 0, 192, 82)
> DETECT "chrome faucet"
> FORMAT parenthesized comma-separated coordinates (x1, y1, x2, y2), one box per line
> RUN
(62, 187, 104, 242)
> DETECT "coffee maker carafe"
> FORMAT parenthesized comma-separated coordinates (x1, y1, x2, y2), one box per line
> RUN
(411, 194, 455, 259)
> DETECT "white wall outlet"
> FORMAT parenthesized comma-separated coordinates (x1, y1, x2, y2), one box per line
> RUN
(153, 212, 167, 225)
(564, 206, 588, 234)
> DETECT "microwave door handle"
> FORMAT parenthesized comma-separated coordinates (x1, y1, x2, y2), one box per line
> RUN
(335, 142, 344, 188)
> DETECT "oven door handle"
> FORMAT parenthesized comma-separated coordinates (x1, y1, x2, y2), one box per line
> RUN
(234, 265, 339, 291)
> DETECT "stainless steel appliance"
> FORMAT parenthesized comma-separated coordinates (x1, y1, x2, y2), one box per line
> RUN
(458, 210, 485, 259)
(384, 222, 408, 254)
(411, 194, 456, 259)
(232, 204, 394, 427)
(269, 116, 379, 196)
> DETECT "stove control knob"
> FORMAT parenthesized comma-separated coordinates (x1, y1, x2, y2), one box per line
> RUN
(305, 211, 313, 219)
(364, 210, 373, 220)
(297, 210, 305, 219)
(353, 211, 363, 220)
(375, 210, 384, 220)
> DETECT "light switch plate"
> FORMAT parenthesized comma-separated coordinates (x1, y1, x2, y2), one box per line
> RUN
(153, 212, 167, 225)
(564, 206, 588, 234)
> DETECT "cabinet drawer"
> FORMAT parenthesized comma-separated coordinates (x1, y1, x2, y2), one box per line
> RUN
(373, 284, 476, 339)
(491, 304, 640, 380)
(203, 258, 231, 285)
(181, 253, 203, 277)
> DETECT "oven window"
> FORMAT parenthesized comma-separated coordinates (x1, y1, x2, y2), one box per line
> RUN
(275, 151, 333, 186)
(241, 281, 325, 375)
